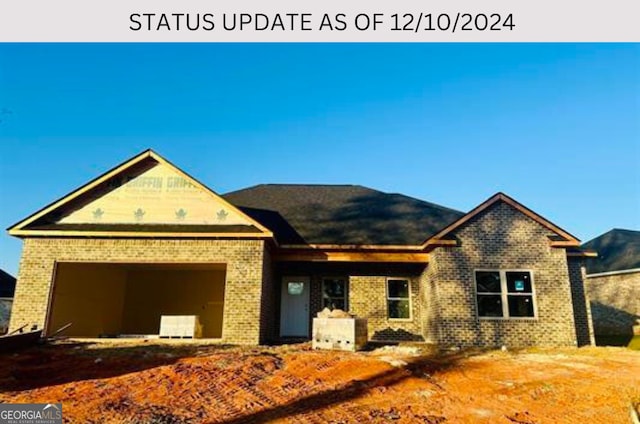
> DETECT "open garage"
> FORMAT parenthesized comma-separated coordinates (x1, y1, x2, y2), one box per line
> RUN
(47, 262, 227, 339)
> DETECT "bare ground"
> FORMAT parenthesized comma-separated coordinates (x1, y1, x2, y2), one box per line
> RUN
(0, 340, 638, 423)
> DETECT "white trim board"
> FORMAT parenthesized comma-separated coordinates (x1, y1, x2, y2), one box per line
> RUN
(585, 268, 640, 278)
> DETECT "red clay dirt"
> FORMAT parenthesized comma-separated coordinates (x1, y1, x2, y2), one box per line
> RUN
(0, 340, 638, 423)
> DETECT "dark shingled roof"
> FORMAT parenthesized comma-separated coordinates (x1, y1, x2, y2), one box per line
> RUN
(223, 184, 464, 245)
(582, 229, 640, 274)
(0, 269, 16, 298)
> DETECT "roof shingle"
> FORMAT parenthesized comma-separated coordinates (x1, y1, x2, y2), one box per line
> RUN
(223, 184, 464, 245)
(582, 228, 640, 274)
(0, 269, 16, 298)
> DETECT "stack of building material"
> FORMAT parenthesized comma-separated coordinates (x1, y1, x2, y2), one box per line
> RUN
(159, 315, 203, 338)
(312, 309, 368, 352)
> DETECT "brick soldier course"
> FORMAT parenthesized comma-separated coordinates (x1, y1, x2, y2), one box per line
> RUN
(8, 150, 596, 347)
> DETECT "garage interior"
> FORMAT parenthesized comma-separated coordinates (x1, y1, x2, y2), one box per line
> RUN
(47, 262, 226, 338)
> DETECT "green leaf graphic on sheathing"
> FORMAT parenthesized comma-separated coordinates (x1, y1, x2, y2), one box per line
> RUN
(92, 208, 104, 220)
(134, 208, 146, 221)
(217, 209, 229, 222)
(176, 208, 187, 221)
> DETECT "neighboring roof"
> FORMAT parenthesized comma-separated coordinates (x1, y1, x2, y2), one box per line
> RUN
(0, 269, 16, 298)
(7, 150, 272, 238)
(223, 184, 464, 245)
(582, 229, 640, 274)
(422, 192, 581, 248)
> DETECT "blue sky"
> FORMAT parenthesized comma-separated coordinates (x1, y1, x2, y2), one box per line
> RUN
(0, 43, 638, 275)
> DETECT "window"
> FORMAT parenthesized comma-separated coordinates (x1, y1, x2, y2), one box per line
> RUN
(322, 278, 348, 310)
(475, 270, 535, 318)
(387, 279, 411, 319)
(287, 282, 305, 296)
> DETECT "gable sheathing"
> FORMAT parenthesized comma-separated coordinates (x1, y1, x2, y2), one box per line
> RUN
(8, 150, 273, 239)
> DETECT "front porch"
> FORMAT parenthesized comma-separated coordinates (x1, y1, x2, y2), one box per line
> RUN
(270, 262, 428, 344)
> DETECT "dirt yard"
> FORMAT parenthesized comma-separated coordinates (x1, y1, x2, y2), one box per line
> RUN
(0, 340, 638, 423)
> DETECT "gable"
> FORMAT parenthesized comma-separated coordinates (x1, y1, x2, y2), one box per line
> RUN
(8, 150, 272, 238)
(445, 201, 558, 243)
(58, 162, 250, 226)
(421, 193, 580, 248)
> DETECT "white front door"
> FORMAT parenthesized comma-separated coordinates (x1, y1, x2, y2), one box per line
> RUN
(280, 276, 310, 337)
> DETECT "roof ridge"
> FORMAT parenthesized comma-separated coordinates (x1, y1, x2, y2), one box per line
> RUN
(385, 192, 464, 215)
(224, 184, 463, 214)
(260, 183, 366, 187)
(610, 228, 640, 233)
(583, 228, 640, 245)
(223, 183, 375, 196)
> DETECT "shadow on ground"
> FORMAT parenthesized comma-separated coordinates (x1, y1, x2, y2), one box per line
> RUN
(0, 340, 237, 392)
(219, 350, 480, 424)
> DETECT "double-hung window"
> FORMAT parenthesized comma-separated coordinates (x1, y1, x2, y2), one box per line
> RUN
(387, 279, 412, 319)
(322, 278, 348, 310)
(475, 270, 535, 318)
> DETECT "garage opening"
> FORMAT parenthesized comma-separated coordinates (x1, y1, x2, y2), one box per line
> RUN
(47, 262, 226, 338)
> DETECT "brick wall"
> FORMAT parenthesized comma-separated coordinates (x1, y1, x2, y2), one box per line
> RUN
(9, 238, 268, 345)
(567, 258, 595, 346)
(585, 270, 640, 336)
(349, 275, 423, 341)
(275, 262, 425, 342)
(425, 202, 580, 348)
(419, 263, 439, 343)
(259, 244, 278, 343)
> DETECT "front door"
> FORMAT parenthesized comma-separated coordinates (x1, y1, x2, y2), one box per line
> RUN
(280, 276, 310, 337)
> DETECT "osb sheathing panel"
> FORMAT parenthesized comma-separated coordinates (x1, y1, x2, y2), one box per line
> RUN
(49, 265, 226, 338)
(49, 263, 128, 337)
(58, 161, 251, 226)
(121, 269, 225, 338)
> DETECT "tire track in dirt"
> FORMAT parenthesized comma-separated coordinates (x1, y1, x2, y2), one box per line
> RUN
(252, 354, 390, 423)
(3, 343, 639, 424)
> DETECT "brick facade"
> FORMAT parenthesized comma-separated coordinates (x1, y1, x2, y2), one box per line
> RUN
(349, 275, 423, 341)
(259, 244, 278, 342)
(5, 150, 594, 347)
(9, 238, 270, 345)
(585, 270, 640, 336)
(419, 260, 440, 344)
(567, 258, 595, 346)
(422, 202, 582, 347)
(9, 203, 592, 348)
(273, 262, 425, 342)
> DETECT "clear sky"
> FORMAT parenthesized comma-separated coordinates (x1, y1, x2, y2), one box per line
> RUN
(0, 43, 638, 276)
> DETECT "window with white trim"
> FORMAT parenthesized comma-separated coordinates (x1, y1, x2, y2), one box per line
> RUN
(475, 270, 535, 318)
(322, 278, 348, 310)
(386, 279, 411, 319)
